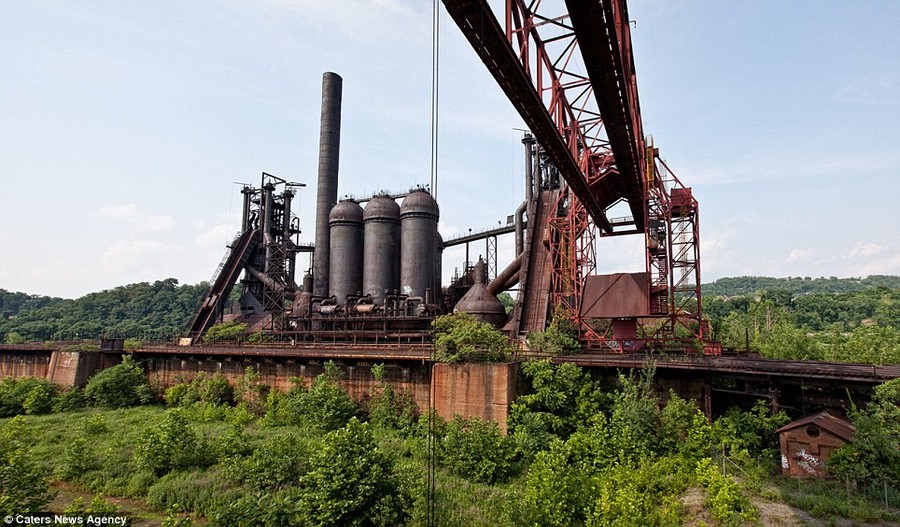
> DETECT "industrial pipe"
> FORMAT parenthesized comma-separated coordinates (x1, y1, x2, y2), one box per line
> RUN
(246, 265, 284, 292)
(241, 186, 253, 232)
(313, 72, 343, 297)
(487, 253, 523, 295)
(523, 132, 536, 203)
(514, 200, 527, 255)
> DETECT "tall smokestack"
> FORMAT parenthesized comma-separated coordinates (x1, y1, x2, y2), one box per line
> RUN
(313, 72, 342, 297)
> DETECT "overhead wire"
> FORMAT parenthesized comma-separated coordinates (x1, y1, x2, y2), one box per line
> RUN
(426, 3, 441, 526)
(429, 0, 441, 199)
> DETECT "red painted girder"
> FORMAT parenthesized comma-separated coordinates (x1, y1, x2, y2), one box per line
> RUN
(442, 0, 613, 232)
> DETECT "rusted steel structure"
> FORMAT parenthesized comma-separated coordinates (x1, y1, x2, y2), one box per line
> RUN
(442, 0, 711, 353)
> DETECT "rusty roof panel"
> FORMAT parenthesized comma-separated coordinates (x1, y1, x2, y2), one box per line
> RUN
(581, 272, 649, 319)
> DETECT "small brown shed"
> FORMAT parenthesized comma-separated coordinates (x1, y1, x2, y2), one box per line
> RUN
(776, 410, 855, 478)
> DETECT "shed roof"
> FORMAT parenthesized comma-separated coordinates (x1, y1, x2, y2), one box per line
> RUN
(776, 410, 856, 442)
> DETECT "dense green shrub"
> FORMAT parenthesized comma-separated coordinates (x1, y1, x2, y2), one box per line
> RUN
(0, 377, 60, 416)
(440, 415, 515, 484)
(829, 378, 900, 488)
(264, 372, 357, 431)
(526, 308, 581, 355)
(204, 321, 248, 343)
(223, 433, 314, 490)
(165, 372, 234, 408)
(52, 387, 86, 412)
(59, 436, 95, 480)
(712, 401, 789, 462)
(508, 360, 606, 458)
(134, 409, 209, 476)
(432, 312, 510, 363)
(368, 364, 417, 432)
(207, 489, 303, 527)
(84, 355, 153, 408)
(0, 416, 54, 515)
(297, 418, 412, 527)
(695, 458, 758, 526)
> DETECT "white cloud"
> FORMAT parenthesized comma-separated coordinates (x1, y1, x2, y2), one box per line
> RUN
(833, 73, 900, 106)
(196, 223, 235, 250)
(787, 248, 814, 263)
(847, 242, 883, 259)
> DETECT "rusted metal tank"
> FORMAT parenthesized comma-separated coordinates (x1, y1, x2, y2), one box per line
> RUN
(453, 259, 508, 328)
(400, 189, 439, 299)
(363, 195, 401, 305)
(328, 199, 363, 305)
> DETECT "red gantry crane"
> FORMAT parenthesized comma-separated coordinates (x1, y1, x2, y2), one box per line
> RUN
(442, 0, 716, 354)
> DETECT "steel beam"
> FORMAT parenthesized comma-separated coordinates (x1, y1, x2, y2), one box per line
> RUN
(565, 0, 645, 226)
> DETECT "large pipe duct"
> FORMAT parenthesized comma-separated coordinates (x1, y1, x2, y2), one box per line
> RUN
(487, 253, 523, 296)
(313, 72, 343, 297)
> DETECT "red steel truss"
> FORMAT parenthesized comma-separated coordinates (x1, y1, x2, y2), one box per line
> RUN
(443, 0, 716, 353)
(644, 142, 715, 352)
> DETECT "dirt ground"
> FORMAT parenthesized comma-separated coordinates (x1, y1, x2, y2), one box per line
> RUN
(682, 485, 900, 527)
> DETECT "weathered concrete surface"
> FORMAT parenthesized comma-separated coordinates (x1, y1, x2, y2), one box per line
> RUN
(0, 350, 51, 379)
(47, 351, 113, 387)
(140, 355, 432, 412)
(0, 348, 112, 387)
(432, 362, 519, 433)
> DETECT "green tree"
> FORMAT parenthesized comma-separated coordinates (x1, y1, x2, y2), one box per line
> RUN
(521, 439, 592, 527)
(508, 360, 606, 458)
(134, 409, 208, 476)
(298, 418, 411, 526)
(440, 415, 515, 484)
(526, 309, 581, 355)
(84, 355, 153, 408)
(829, 378, 900, 488)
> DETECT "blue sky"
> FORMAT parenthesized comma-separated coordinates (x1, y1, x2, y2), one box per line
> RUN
(1, 1, 898, 299)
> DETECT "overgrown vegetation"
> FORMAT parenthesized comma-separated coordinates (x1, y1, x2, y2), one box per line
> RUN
(84, 355, 153, 407)
(432, 312, 511, 363)
(704, 278, 900, 363)
(203, 320, 248, 343)
(526, 308, 581, 355)
(2, 355, 898, 525)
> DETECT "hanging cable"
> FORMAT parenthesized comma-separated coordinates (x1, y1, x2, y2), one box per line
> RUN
(429, 0, 441, 199)
(426, 6, 441, 527)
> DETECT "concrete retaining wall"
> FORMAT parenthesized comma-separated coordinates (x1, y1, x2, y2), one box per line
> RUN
(432, 362, 519, 433)
(140, 355, 432, 412)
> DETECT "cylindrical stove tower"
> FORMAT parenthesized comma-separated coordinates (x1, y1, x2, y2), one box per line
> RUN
(363, 195, 401, 304)
(328, 200, 363, 305)
(400, 189, 439, 299)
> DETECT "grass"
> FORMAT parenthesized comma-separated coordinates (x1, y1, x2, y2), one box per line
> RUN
(9, 405, 900, 526)
(769, 476, 899, 523)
